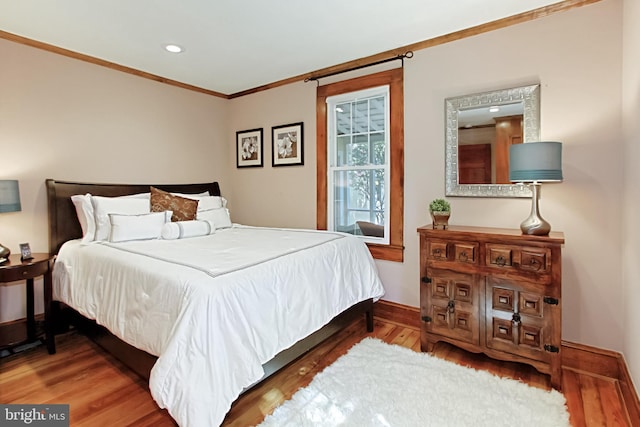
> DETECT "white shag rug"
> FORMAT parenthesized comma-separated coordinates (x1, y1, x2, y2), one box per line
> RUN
(257, 337, 570, 427)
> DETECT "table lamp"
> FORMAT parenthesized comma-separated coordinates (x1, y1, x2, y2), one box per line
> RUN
(0, 180, 22, 259)
(509, 142, 563, 235)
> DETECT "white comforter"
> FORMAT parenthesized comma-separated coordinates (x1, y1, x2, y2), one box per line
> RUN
(53, 225, 385, 426)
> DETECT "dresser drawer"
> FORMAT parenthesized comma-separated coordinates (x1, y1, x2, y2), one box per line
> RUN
(453, 243, 477, 264)
(519, 249, 548, 273)
(427, 241, 448, 260)
(486, 244, 550, 274)
(427, 240, 478, 264)
(487, 246, 513, 267)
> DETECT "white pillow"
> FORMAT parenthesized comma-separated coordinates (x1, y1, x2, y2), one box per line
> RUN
(91, 196, 151, 242)
(109, 211, 172, 243)
(161, 220, 216, 240)
(174, 194, 225, 211)
(71, 192, 151, 243)
(71, 194, 96, 243)
(120, 192, 151, 199)
(197, 208, 232, 229)
(172, 191, 210, 198)
(194, 196, 225, 211)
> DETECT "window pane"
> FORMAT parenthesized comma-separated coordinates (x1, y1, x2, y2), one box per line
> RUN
(336, 102, 351, 135)
(371, 132, 385, 165)
(370, 96, 385, 132)
(354, 100, 369, 134)
(336, 135, 351, 166)
(372, 169, 385, 221)
(333, 169, 385, 237)
(350, 134, 369, 166)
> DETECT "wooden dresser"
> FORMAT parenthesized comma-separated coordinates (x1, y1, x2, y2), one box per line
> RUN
(418, 225, 564, 389)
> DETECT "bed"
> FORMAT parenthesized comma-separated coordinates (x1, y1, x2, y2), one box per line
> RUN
(45, 179, 385, 427)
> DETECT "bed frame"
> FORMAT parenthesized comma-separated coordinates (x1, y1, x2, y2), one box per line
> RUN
(45, 179, 374, 383)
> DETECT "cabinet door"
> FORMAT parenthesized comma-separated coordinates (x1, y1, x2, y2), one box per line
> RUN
(422, 270, 479, 346)
(485, 276, 553, 362)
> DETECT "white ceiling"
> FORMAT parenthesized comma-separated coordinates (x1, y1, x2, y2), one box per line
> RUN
(0, 0, 562, 95)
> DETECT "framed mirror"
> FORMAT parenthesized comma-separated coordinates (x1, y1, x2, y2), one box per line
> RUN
(445, 84, 540, 197)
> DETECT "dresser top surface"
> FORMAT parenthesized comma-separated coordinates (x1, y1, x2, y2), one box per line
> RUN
(417, 224, 565, 244)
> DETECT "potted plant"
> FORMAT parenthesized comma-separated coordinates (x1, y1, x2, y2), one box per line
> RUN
(429, 198, 451, 229)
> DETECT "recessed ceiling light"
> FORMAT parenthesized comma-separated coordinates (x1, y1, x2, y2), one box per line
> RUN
(489, 106, 500, 113)
(164, 44, 184, 53)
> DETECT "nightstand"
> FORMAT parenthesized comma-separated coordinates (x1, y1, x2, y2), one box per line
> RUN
(0, 253, 55, 354)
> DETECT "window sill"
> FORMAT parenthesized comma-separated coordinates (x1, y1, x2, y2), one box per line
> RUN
(366, 243, 404, 262)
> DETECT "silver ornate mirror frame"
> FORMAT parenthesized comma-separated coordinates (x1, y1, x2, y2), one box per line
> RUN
(445, 84, 540, 197)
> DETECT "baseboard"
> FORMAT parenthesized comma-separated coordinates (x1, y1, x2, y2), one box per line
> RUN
(561, 340, 622, 378)
(562, 340, 640, 422)
(373, 300, 420, 329)
(616, 353, 640, 422)
(374, 299, 640, 419)
(0, 314, 44, 348)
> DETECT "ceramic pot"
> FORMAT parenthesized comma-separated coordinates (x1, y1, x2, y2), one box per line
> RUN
(430, 211, 450, 230)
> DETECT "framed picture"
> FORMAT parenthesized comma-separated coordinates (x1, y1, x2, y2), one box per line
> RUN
(272, 122, 304, 167)
(19, 243, 33, 260)
(236, 128, 264, 168)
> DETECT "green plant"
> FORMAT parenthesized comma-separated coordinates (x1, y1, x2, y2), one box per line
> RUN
(429, 198, 451, 213)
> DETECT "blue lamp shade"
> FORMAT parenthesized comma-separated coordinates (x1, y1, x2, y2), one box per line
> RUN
(509, 142, 563, 182)
(0, 180, 22, 213)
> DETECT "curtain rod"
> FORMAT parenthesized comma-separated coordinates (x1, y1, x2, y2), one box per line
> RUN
(305, 51, 413, 83)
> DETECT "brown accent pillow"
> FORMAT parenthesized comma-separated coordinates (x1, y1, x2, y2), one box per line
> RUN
(150, 186, 198, 222)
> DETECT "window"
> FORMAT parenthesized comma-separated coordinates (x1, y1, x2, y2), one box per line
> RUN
(317, 68, 404, 262)
(327, 87, 390, 243)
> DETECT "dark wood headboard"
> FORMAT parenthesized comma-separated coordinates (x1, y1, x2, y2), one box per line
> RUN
(45, 179, 222, 255)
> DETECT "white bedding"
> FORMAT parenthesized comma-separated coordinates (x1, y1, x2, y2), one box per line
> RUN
(53, 225, 385, 426)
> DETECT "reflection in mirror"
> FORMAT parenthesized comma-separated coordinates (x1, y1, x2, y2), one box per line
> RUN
(458, 102, 522, 184)
(445, 84, 540, 197)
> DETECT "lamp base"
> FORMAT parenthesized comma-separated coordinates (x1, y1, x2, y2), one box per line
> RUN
(0, 243, 10, 259)
(520, 215, 551, 236)
(520, 183, 551, 236)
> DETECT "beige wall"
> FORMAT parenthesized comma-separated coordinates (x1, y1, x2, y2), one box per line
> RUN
(229, 0, 626, 353)
(406, 0, 624, 351)
(0, 39, 230, 321)
(227, 82, 317, 228)
(622, 0, 640, 393)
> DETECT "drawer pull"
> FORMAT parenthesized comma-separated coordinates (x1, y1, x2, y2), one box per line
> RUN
(22, 271, 29, 276)
(447, 300, 455, 314)
(528, 258, 541, 270)
(495, 255, 507, 266)
(544, 344, 560, 353)
(458, 252, 468, 262)
(433, 248, 442, 257)
(512, 313, 521, 324)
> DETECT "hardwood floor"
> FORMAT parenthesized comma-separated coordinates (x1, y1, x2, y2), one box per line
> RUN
(0, 316, 636, 426)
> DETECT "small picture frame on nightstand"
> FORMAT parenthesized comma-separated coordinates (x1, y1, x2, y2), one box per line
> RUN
(19, 243, 33, 261)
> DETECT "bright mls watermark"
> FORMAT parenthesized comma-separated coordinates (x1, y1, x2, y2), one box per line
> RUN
(1, 405, 69, 426)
